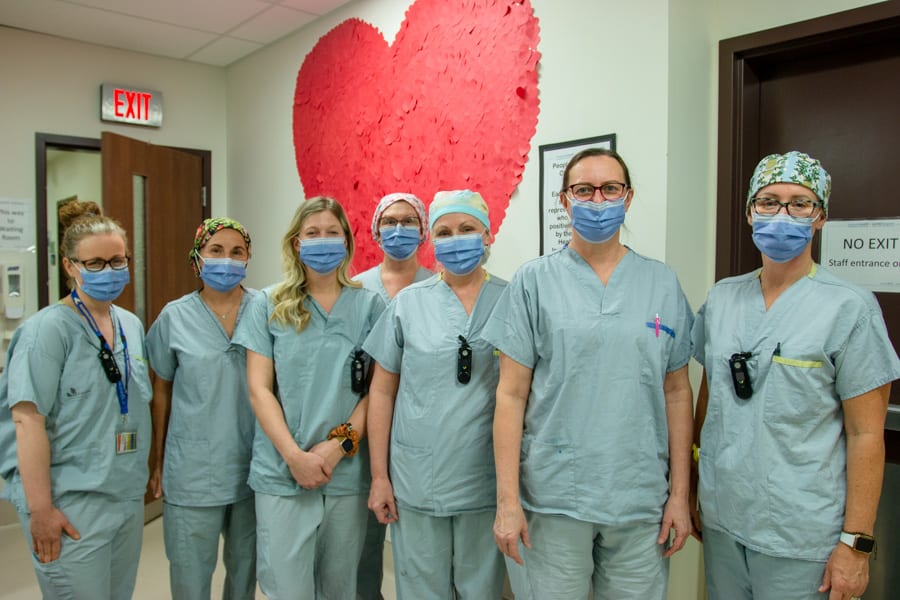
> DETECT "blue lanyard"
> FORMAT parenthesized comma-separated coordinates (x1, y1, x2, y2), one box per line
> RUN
(71, 290, 130, 416)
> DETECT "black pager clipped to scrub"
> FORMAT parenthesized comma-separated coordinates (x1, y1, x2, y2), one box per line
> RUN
(729, 352, 753, 399)
(351, 350, 366, 395)
(457, 335, 472, 384)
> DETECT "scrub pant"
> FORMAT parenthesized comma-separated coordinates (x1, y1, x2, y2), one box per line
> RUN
(703, 527, 828, 600)
(163, 496, 257, 600)
(390, 508, 505, 600)
(506, 511, 667, 600)
(255, 491, 368, 600)
(18, 493, 144, 600)
(356, 511, 386, 600)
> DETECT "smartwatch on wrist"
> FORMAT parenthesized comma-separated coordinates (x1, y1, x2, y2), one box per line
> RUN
(337, 436, 354, 455)
(839, 531, 876, 554)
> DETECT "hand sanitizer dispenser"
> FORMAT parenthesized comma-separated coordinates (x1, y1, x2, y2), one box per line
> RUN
(2, 264, 24, 319)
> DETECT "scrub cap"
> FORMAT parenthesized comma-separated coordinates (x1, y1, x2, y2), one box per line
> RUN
(747, 151, 831, 215)
(370, 193, 428, 242)
(428, 190, 490, 231)
(189, 217, 252, 275)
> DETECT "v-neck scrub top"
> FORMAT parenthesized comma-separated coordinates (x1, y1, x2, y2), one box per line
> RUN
(0, 303, 152, 511)
(482, 247, 693, 525)
(232, 285, 385, 497)
(691, 265, 900, 560)
(354, 264, 433, 305)
(145, 289, 258, 507)
(363, 273, 507, 515)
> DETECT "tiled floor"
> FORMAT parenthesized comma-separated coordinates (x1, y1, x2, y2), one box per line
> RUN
(0, 517, 397, 600)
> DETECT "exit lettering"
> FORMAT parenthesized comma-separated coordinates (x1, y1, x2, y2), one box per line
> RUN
(114, 88, 152, 121)
(842, 237, 899, 250)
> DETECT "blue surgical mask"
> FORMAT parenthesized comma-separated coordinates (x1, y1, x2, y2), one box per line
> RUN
(570, 197, 626, 244)
(200, 257, 247, 292)
(380, 225, 421, 261)
(299, 237, 347, 274)
(433, 233, 486, 276)
(79, 267, 130, 302)
(751, 213, 815, 262)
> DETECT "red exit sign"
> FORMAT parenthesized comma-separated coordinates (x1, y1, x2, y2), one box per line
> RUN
(100, 83, 163, 127)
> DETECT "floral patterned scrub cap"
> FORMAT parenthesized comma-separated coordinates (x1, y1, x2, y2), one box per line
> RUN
(370, 192, 428, 242)
(747, 151, 832, 215)
(189, 217, 252, 275)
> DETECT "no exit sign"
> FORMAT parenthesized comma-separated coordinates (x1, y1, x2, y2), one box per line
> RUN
(100, 83, 163, 127)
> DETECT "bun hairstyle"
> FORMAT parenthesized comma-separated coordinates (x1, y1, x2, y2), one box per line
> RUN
(60, 214, 129, 290)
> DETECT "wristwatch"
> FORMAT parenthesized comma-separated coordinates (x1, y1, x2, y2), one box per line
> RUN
(336, 436, 354, 455)
(839, 531, 876, 554)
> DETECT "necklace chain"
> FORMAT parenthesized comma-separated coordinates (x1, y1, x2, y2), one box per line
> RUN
(203, 293, 241, 320)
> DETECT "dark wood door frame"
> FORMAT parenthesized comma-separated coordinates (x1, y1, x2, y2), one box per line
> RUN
(715, 1, 900, 280)
(35, 132, 212, 308)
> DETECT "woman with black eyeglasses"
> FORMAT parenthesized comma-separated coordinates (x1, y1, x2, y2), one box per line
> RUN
(483, 148, 694, 600)
(0, 215, 152, 599)
(691, 151, 900, 600)
(365, 190, 507, 599)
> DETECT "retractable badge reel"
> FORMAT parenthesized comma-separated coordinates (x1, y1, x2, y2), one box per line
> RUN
(729, 352, 753, 399)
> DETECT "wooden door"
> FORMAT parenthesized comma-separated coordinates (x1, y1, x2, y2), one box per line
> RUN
(102, 132, 204, 328)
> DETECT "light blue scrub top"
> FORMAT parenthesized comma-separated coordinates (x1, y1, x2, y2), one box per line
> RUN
(482, 247, 693, 525)
(232, 285, 385, 497)
(145, 289, 257, 507)
(0, 303, 152, 512)
(691, 265, 900, 561)
(354, 264, 433, 305)
(363, 272, 507, 515)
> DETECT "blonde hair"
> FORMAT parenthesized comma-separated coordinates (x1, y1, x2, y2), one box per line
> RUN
(270, 197, 360, 332)
(61, 215, 128, 290)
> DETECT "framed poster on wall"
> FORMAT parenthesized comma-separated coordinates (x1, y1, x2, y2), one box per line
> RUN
(538, 133, 616, 255)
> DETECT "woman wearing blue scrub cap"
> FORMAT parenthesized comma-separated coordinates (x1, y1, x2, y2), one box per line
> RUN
(145, 217, 258, 600)
(365, 189, 507, 599)
(691, 151, 900, 600)
(482, 148, 695, 600)
(0, 215, 152, 599)
(232, 196, 385, 598)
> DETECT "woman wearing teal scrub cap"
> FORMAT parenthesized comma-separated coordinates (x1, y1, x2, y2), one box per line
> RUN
(691, 151, 900, 600)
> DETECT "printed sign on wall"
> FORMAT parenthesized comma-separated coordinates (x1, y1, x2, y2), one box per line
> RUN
(820, 219, 900, 293)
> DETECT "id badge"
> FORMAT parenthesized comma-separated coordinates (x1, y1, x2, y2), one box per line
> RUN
(116, 418, 138, 454)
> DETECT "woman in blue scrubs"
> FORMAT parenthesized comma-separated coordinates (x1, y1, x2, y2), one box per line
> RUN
(0, 215, 152, 599)
(691, 151, 900, 600)
(354, 192, 432, 599)
(366, 190, 507, 599)
(233, 196, 384, 599)
(483, 149, 694, 600)
(146, 217, 257, 600)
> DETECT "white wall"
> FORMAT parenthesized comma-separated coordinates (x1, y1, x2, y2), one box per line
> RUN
(0, 25, 229, 317)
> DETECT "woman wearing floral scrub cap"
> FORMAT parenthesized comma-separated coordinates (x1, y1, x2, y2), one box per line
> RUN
(691, 151, 900, 600)
(146, 216, 259, 600)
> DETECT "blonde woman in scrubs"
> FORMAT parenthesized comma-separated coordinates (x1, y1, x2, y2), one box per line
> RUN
(366, 190, 507, 599)
(234, 196, 384, 599)
(146, 217, 257, 600)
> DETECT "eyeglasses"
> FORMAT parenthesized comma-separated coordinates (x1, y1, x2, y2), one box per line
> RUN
(457, 335, 472, 384)
(750, 197, 822, 218)
(567, 181, 628, 201)
(71, 256, 130, 272)
(379, 216, 420, 228)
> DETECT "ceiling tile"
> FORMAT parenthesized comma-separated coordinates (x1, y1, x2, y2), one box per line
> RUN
(230, 5, 317, 44)
(187, 36, 264, 67)
(66, 0, 273, 34)
(276, 0, 352, 17)
(1, 0, 217, 60)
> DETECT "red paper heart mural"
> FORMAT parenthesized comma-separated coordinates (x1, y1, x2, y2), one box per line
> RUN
(293, 0, 540, 272)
